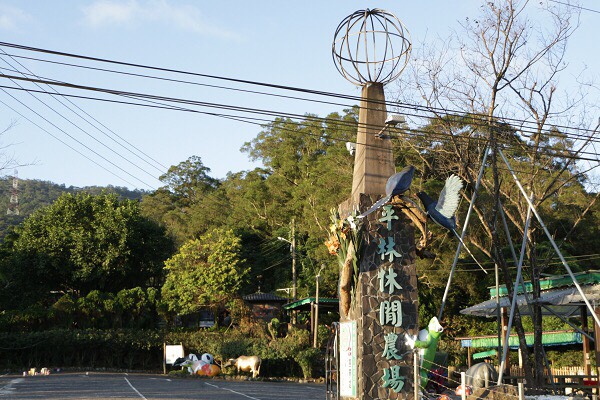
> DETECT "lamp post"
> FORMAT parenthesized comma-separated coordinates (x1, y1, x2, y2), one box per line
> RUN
(374, 114, 406, 139)
(313, 264, 325, 348)
(277, 219, 297, 301)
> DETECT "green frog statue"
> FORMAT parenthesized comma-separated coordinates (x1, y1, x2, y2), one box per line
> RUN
(405, 316, 444, 390)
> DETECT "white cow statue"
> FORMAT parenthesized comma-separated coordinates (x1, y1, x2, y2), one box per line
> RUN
(225, 355, 261, 378)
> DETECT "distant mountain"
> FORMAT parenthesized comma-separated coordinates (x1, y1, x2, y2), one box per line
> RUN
(0, 178, 148, 239)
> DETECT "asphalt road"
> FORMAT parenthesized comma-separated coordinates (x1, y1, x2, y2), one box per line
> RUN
(0, 373, 326, 399)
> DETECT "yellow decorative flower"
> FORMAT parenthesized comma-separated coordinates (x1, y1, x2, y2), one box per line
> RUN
(325, 237, 340, 255)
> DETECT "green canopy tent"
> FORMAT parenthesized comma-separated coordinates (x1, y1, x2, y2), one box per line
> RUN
(459, 271, 600, 372)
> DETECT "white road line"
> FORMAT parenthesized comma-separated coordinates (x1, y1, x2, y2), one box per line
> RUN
(204, 382, 262, 400)
(0, 378, 23, 396)
(303, 386, 325, 391)
(124, 377, 147, 400)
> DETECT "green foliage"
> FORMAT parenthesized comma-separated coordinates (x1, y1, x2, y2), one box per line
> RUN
(546, 348, 587, 368)
(0, 179, 145, 240)
(140, 156, 222, 244)
(0, 329, 162, 371)
(0, 192, 173, 309)
(161, 228, 248, 315)
(159, 155, 219, 205)
(296, 347, 321, 379)
(0, 287, 162, 332)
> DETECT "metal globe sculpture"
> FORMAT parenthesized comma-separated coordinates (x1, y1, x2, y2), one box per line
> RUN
(332, 9, 411, 86)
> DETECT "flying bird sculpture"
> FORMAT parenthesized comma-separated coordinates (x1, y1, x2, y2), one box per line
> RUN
(416, 175, 487, 274)
(358, 165, 415, 219)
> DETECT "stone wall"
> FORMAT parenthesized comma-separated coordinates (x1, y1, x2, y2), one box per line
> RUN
(341, 194, 418, 399)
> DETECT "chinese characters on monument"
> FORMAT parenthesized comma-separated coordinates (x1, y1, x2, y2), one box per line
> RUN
(377, 205, 408, 394)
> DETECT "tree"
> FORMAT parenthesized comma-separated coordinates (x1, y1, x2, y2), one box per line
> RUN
(141, 156, 222, 244)
(393, 0, 594, 385)
(158, 155, 219, 206)
(161, 228, 248, 316)
(241, 110, 358, 297)
(0, 192, 173, 308)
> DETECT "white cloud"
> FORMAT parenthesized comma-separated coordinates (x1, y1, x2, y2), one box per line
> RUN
(0, 5, 31, 31)
(81, 0, 238, 39)
(81, 0, 138, 27)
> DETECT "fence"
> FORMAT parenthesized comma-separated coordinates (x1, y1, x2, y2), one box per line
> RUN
(508, 365, 593, 377)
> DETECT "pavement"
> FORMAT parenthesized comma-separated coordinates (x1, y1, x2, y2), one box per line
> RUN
(0, 372, 326, 399)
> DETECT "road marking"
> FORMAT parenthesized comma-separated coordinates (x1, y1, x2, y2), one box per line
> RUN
(124, 377, 147, 399)
(0, 378, 23, 395)
(303, 386, 325, 391)
(149, 378, 172, 382)
(204, 382, 262, 400)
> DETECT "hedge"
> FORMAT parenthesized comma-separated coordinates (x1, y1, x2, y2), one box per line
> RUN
(0, 328, 320, 378)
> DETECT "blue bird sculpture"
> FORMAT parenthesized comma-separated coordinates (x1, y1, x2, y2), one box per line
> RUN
(417, 175, 487, 273)
(358, 165, 415, 219)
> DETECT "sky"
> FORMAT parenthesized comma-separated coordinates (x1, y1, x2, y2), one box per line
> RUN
(0, 1, 597, 191)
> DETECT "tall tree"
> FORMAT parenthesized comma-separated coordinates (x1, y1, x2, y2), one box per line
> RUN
(141, 156, 221, 243)
(393, 0, 594, 385)
(159, 155, 219, 206)
(241, 110, 358, 297)
(161, 228, 248, 315)
(0, 192, 173, 307)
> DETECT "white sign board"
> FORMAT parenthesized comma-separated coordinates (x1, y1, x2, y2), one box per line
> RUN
(165, 344, 184, 365)
(339, 321, 357, 397)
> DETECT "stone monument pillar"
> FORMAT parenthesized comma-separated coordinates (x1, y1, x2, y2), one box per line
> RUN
(350, 83, 394, 205)
(332, 9, 417, 400)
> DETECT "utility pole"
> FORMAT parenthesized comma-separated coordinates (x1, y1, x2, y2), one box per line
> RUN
(277, 218, 297, 302)
(313, 265, 324, 348)
(291, 218, 297, 301)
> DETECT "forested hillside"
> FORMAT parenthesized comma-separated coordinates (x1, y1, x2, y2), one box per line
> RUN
(0, 178, 146, 238)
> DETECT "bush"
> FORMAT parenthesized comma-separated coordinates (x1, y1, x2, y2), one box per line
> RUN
(0, 325, 324, 378)
(295, 348, 321, 379)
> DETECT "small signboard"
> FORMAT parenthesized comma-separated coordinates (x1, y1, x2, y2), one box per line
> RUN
(164, 344, 184, 365)
(339, 321, 357, 397)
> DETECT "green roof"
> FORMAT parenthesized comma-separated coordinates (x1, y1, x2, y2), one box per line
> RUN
(473, 350, 496, 360)
(282, 297, 339, 310)
(489, 270, 600, 298)
(461, 331, 582, 349)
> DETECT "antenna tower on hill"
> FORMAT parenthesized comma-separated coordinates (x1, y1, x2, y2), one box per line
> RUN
(6, 169, 19, 216)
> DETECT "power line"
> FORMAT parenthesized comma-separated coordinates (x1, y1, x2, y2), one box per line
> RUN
(1, 41, 599, 142)
(548, 0, 600, 14)
(0, 50, 169, 173)
(0, 86, 154, 189)
(0, 62, 162, 186)
(1, 74, 598, 169)
(0, 45, 597, 161)
(1, 81, 597, 183)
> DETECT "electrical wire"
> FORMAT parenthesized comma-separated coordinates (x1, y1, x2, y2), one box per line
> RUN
(548, 0, 600, 14)
(0, 86, 153, 189)
(0, 50, 168, 173)
(1, 74, 599, 168)
(0, 62, 162, 186)
(0, 41, 599, 145)
(1, 79, 594, 183)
